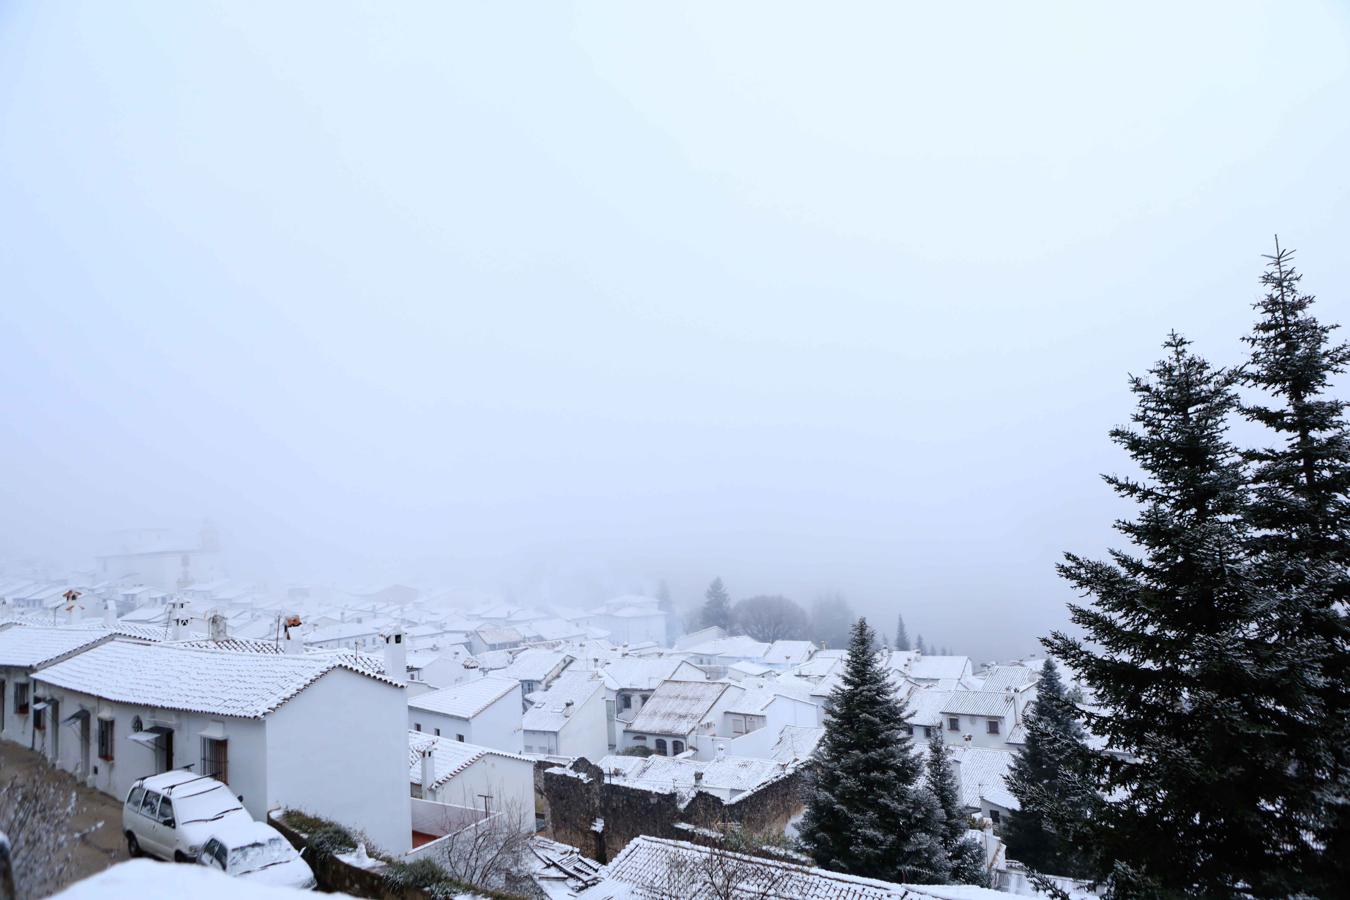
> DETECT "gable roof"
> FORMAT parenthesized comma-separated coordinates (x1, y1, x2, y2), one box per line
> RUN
(950, 747, 1018, 811)
(497, 647, 571, 682)
(0, 626, 116, 670)
(977, 665, 1038, 693)
(625, 680, 733, 736)
(597, 753, 787, 796)
(939, 691, 1015, 718)
(523, 670, 604, 732)
(408, 732, 530, 789)
(600, 657, 700, 692)
(408, 676, 520, 719)
(33, 640, 402, 718)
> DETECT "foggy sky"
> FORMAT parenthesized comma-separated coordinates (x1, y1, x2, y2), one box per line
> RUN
(2, 2, 1348, 661)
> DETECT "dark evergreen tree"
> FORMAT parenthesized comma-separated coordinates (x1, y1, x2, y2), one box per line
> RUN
(915, 634, 927, 655)
(700, 577, 731, 631)
(926, 729, 989, 886)
(895, 613, 911, 650)
(1240, 241, 1350, 891)
(1045, 333, 1304, 896)
(799, 618, 948, 883)
(1002, 658, 1094, 878)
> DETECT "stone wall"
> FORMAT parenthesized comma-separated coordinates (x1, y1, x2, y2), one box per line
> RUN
(540, 757, 805, 863)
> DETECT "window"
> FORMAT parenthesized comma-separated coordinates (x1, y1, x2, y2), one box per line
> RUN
(947, 717, 960, 732)
(904, 724, 914, 736)
(923, 726, 933, 739)
(655, 738, 668, 756)
(140, 790, 161, 818)
(202, 838, 227, 871)
(672, 740, 685, 755)
(456, 734, 465, 742)
(989, 809, 1001, 825)
(98, 719, 115, 761)
(729, 715, 746, 736)
(986, 719, 1000, 735)
(434, 728, 441, 737)
(33, 703, 45, 731)
(620, 694, 632, 710)
(201, 737, 228, 784)
(127, 787, 145, 810)
(414, 723, 422, 732)
(157, 797, 175, 825)
(15, 682, 29, 715)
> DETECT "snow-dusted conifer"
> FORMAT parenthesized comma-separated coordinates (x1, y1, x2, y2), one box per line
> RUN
(1045, 333, 1301, 896)
(895, 613, 910, 650)
(1240, 241, 1350, 892)
(925, 730, 988, 886)
(700, 577, 731, 631)
(1002, 658, 1094, 878)
(798, 617, 947, 883)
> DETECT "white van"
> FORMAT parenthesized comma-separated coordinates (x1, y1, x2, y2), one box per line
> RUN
(122, 770, 252, 862)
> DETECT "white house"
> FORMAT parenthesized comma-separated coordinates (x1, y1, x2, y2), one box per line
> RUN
(0, 626, 116, 751)
(408, 676, 523, 752)
(408, 732, 535, 821)
(522, 670, 607, 761)
(467, 626, 525, 656)
(939, 690, 1026, 749)
(598, 657, 706, 750)
(621, 680, 744, 760)
(495, 647, 573, 697)
(948, 746, 1019, 829)
(32, 640, 413, 853)
(720, 686, 823, 743)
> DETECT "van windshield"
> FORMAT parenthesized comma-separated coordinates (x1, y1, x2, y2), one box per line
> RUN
(173, 783, 244, 824)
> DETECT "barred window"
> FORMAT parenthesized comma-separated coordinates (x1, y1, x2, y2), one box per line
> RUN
(98, 718, 115, 761)
(15, 682, 29, 714)
(201, 737, 228, 784)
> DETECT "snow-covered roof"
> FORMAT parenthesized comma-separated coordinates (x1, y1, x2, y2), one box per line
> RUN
(600, 657, 701, 692)
(168, 638, 285, 655)
(904, 689, 954, 726)
(1005, 723, 1027, 745)
(762, 640, 816, 666)
(975, 665, 1037, 693)
(940, 691, 1014, 718)
(597, 753, 787, 797)
(51, 858, 316, 899)
(303, 617, 397, 643)
(408, 675, 520, 719)
(625, 680, 734, 736)
(596, 835, 918, 898)
(524, 670, 604, 732)
(474, 625, 524, 646)
(498, 647, 572, 682)
(525, 618, 587, 641)
(907, 656, 972, 682)
(0, 625, 115, 670)
(950, 747, 1018, 811)
(769, 725, 825, 764)
(408, 731, 530, 789)
(33, 640, 402, 718)
(682, 635, 772, 660)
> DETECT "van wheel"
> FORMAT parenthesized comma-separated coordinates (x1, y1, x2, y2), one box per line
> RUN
(173, 851, 189, 863)
(126, 833, 142, 858)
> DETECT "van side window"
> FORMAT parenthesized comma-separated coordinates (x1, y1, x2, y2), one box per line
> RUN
(157, 798, 174, 825)
(127, 787, 145, 809)
(140, 791, 160, 817)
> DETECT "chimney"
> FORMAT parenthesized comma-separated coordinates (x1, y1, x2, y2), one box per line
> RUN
(103, 598, 117, 628)
(383, 625, 407, 680)
(169, 598, 191, 641)
(64, 590, 82, 624)
(208, 613, 228, 642)
(693, 770, 703, 784)
(419, 747, 436, 800)
(563, 700, 574, 718)
(282, 613, 303, 654)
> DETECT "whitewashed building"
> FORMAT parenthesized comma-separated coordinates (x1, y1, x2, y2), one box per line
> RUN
(0, 626, 115, 751)
(522, 670, 607, 761)
(408, 676, 523, 752)
(32, 640, 413, 853)
(621, 680, 744, 760)
(408, 731, 534, 819)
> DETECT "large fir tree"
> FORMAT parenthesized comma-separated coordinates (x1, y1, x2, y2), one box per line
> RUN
(700, 577, 731, 631)
(1240, 241, 1350, 891)
(1002, 658, 1094, 878)
(925, 730, 989, 885)
(798, 617, 948, 883)
(1045, 333, 1302, 896)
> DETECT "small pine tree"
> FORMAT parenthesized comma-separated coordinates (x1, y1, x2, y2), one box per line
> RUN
(1240, 241, 1350, 892)
(915, 634, 927, 655)
(700, 578, 731, 631)
(895, 614, 911, 651)
(1045, 333, 1304, 895)
(798, 618, 948, 883)
(926, 730, 989, 886)
(1002, 658, 1094, 878)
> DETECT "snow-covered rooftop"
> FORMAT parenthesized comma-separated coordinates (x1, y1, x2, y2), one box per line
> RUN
(907, 655, 972, 682)
(625, 680, 734, 736)
(408, 731, 530, 789)
(950, 746, 1018, 811)
(407, 675, 519, 719)
(596, 753, 787, 797)
(524, 670, 604, 732)
(940, 691, 1015, 718)
(0, 625, 114, 670)
(34, 639, 402, 718)
(498, 647, 572, 682)
(600, 657, 700, 691)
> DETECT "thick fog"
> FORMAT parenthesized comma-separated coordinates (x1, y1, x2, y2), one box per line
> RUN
(1, 2, 1348, 661)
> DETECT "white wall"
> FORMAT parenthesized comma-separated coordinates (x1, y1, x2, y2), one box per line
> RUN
(266, 668, 411, 854)
(426, 752, 534, 824)
(410, 685, 524, 753)
(0, 666, 35, 748)
(555, 687, 608, 763)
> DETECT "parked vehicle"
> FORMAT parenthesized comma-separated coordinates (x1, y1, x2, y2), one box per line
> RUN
(197, 821, 316, 889)
(122, 770, 251, 862)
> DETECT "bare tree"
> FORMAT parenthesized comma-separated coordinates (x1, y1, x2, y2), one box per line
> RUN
(0, 773, 101, 900)
(731, 595, 808, 643)
(421, 798, 532, 891)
